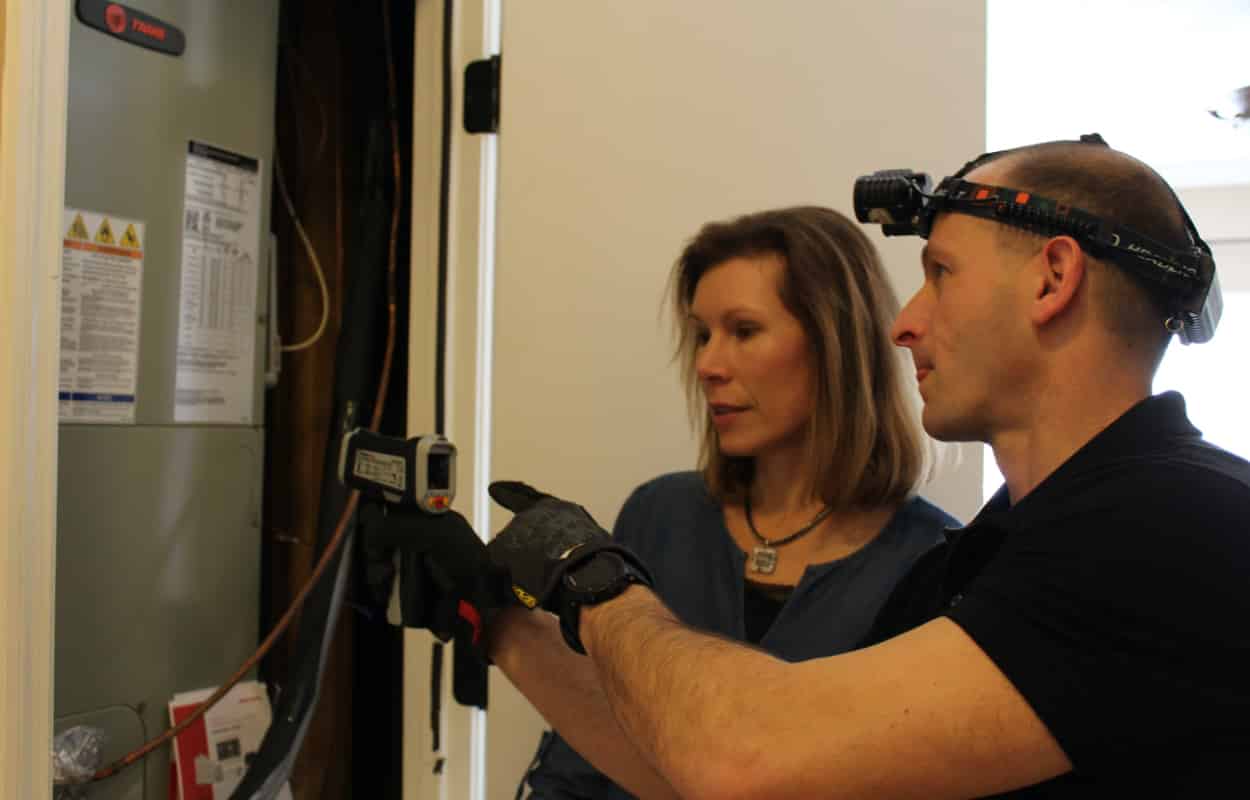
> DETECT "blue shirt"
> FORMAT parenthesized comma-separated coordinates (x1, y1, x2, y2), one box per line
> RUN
(523, 471, 958, 799)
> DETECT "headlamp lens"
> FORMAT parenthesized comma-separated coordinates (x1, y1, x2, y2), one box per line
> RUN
(852, 170, 932, 236)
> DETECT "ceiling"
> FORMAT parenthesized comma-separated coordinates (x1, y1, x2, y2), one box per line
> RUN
(987, 0, 1250, 188)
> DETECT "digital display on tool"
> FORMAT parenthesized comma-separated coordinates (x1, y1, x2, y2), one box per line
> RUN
(428, 451, 451, 491)
(338, 429, 456, 513)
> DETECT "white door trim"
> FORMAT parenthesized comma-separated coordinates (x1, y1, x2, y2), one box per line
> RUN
(0, 0, 70, 797)
(406, 0, 498, 797)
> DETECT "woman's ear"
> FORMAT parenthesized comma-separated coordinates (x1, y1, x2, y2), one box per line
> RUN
(1029, 236, 1086, 327)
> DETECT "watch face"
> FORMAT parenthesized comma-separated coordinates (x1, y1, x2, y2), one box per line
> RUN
(566, 552, 624, 593)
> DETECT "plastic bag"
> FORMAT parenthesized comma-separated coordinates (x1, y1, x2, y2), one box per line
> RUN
(52, 725, 104, 799)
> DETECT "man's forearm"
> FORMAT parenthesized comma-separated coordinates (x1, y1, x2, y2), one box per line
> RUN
(582, 586, 793, 800)
(488, 607, 681, 800)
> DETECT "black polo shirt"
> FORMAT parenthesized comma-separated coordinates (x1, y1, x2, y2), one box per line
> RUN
(866, 392, 1250, 797)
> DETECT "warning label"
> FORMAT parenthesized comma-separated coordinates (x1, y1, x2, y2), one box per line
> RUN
(67, 213, 90, 240)
(94, 217, 116, 245)
(120, 223, 142, 249)
(60, 207, 144, 424)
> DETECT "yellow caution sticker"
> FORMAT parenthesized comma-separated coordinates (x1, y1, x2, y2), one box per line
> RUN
(66, 213, 90, 240)
(119, 223, 142, 249)
(94, 217, 115, 245)
(512, 585, 538, 609)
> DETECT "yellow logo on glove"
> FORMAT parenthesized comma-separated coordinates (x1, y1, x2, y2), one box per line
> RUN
(512, 585, 538, 609)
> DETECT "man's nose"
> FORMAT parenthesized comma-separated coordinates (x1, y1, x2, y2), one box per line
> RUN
(891, 292, 926, 348)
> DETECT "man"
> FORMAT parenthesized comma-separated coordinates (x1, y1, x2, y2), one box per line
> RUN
(421, 137, 1250, 798)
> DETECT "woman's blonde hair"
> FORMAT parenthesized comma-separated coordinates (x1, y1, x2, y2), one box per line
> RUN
(670, 206, 929, 509)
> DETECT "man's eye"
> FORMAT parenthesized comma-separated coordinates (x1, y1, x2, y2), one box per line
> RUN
(693, 329, 710, 345)
(734, 325, 758, 340)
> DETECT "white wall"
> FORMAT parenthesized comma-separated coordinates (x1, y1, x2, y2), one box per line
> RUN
(986, 0, 1250, 188)
(0, 1, 69, 798)
(488, 2, 987, 533)
(410, 2, 988, 797)
(1180, 184, 1250, 247)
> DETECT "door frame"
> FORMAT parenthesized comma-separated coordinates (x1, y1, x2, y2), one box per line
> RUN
(406, 0, 499, 797)
(0, 0, 70, 798)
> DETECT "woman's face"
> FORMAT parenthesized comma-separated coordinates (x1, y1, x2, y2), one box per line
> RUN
(689, 253, 817, 459)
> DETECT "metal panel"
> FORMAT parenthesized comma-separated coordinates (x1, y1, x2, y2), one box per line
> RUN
(55, 426, 264, 798)
(57, 2, 278, 798)
(63, 0, 277, 425)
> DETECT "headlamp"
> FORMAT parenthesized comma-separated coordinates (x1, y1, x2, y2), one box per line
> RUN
(853, 134, 1221, 344)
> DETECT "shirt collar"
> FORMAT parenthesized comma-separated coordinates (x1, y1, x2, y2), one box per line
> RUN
(942, 392, 1199, 592)
(965, 391, 1199, 530)
(1007, 391, 1199, 523)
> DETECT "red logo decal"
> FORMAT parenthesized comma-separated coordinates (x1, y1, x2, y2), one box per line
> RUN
(132, 17, 167, 41)
(104, 4, 127, 34)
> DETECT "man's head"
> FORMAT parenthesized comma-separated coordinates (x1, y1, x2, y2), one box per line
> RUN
(984, 142, 1190, 360)
(889, 140, 1194, 442)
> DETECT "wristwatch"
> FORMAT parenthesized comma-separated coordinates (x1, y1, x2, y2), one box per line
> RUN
(557, 548, 650, 655)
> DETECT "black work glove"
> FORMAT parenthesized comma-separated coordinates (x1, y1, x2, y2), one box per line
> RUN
(359, 502, 508, 653)
(486, 481, 651, 613)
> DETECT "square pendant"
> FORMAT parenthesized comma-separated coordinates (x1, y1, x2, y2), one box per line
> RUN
(750, 546, 777, 575)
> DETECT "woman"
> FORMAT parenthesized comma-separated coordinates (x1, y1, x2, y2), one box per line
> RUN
(521, 206, 958, 799)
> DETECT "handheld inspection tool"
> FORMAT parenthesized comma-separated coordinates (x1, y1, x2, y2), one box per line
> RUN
(337, 428, 488, 710)
(853, 133, 1222, 345)
(339, 429, 456, 513)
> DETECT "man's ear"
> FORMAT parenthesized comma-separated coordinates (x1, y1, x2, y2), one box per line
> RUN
(1029, 236, 1086, 327)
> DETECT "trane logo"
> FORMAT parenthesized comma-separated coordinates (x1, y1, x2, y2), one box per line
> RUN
(103, 4, 168, 42)
(93, 2, 184, 55)
(132, 17, 167, 41)
(104, 3, 126, 33)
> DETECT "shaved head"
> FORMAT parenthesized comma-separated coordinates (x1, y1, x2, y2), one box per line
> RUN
(968, 141, 1187, 365)
(989, 142, 1187, 250)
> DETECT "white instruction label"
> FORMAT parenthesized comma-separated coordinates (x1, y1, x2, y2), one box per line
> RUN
(175, 140, 262, 424)
(59, 208, 144, 424)
(354, 450, 407, 492)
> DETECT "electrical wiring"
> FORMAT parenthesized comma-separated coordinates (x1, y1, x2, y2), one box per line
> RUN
(382, 0, 402, 369)
(274, 40, 333, 354)
(275, 150, 330, 352)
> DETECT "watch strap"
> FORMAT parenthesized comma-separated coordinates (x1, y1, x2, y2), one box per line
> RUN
(557, 546, 652, 654)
